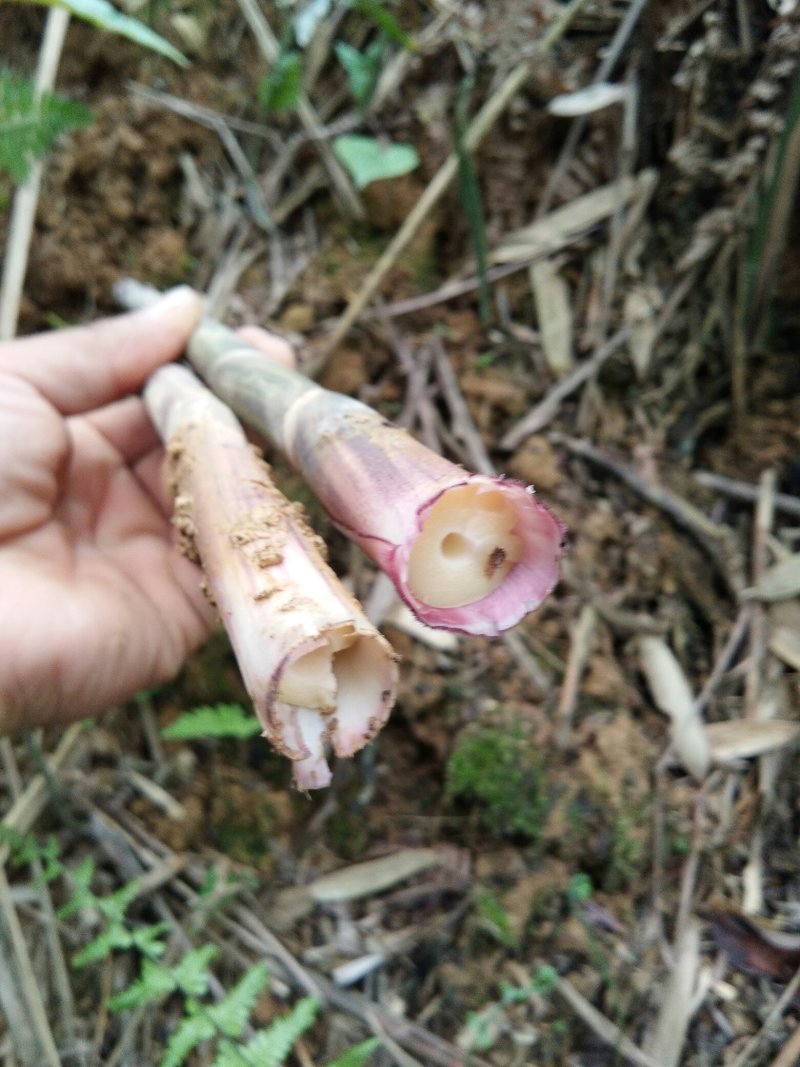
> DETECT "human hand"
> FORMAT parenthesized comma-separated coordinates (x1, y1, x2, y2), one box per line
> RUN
(0, 289, 294, 733)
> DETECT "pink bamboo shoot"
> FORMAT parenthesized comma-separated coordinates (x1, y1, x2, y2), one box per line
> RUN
(144, 364, 398, 789)
(187, 321, 564, 636)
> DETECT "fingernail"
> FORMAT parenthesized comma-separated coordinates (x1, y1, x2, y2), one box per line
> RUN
(144, 285, 205, 326)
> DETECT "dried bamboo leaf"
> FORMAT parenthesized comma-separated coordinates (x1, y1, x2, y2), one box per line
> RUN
(744, 554, 800, 602)
(706, 719, 800, 762)
(384, 600, 460, 651)
(492, 171, 656, 264)
(529, 259, 574, 376)
(671, 716, 712, 782)
(307, 849, 440, 903)
(548, 82, 627, 116)
(769, 625, 800, 670)
(638, 636, 695, 721)
(639, 637, 710, 780)
(624, 284, 661, 380)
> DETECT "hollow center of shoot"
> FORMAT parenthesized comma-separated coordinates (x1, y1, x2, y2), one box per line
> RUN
(406, 485, 523, 608)
(277, 627, 356, 711)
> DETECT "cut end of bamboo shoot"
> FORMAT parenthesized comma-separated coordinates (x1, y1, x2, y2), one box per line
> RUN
(407, 485, 523, 608)
(398, 478, 564, 636)
(178, 329, 566, 638)
(270, 623, 398, 790)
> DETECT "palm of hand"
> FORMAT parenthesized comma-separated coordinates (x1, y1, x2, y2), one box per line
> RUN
(0, 372, 213, 731)
(0, 292, 215, 732)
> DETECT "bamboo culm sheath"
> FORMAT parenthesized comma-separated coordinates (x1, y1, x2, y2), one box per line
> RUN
(187, 319, 565, 637)
(144, 364, 398, 790)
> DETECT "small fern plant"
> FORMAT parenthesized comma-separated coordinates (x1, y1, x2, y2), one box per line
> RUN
(0, 68, 92, 184)
(1, 827, 379, 1067)
(58, 855, 322, 1067)
(0, 0, 187, 184)
(162, 702, 262, 741)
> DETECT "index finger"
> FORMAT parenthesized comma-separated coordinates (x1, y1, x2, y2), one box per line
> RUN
(0, 287, 204, 415)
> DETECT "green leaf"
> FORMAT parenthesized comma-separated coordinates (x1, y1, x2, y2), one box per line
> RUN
(13, 0, 188, 66)
(171, 944, 219, 997)
(352, 0, 414, 49)
(475, 890, 516, 948)
(215, 998, 319, 1067)
(207, 963, 269, 1038)
(455, 74, 490, 325)
(161, 1011, 216, 1067)
(162, 704, 261, 741)
(0, 825, 26, 856)
(37, 836, 64, 882)
(74, 923, 135, 968)
(0, 827, 63, 882)
(109, 945, 216, 1012)
(130, 922, 171, 957)
(0, 68, 92, 183)
(259, 51, 302, 112)
(108, 956, 177, 1010)
(58, 856, 97, 917)
(530, 964, 558, 995)
(325, 1037, 381, 1067)
(97, 877, 141, 923)
(332, 134, 419, 190)
(568, 872, 593, 905)
(334, 39, 384, 111)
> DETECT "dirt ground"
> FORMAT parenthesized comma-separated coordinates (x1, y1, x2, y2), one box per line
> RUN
(3, 1, 800, 1065)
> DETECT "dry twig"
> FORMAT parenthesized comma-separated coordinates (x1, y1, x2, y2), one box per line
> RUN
(767, 1021, 800, 1067)
(553, 973, 661, 1067)
(555, 604, 596, 748)
(536, 0, 652, 216)
(551, 434, 746, 595)
(501, 325, 631, 449)
(0, 865, 61, 1066)
(693, 471, 800, 519)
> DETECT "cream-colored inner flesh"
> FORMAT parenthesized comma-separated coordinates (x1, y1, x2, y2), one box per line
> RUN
(406, 486, 523, 608)
(277, 626, 357, 710)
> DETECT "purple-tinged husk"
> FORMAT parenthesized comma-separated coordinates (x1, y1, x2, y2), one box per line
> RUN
(187, 321, 565, 636)
(144, 364, 398, 789)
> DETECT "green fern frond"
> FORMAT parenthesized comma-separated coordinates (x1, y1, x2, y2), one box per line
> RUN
(96, 876, 141, 923)
(171, 945, 219, 997)
(130, 922, 171, 958)
(57, 856, 97, 918)
(162, 703, 261, 741)
(73, 923, 138, 968)
(0, 827, 63, 882)
(325, 1038, 381, 1067)
(207, 963, 269, 1038)
(161, 1010, 216, 1067)
(109, 944, 217, 1011)
(213, 997, 320, 1067)
(108, 957, 177, 1011)
(0, 68, 92, 182)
